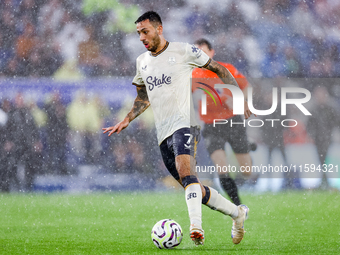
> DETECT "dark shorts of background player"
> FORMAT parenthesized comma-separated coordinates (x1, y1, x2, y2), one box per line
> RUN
(202, 115, 250, 155)
(160, 126, 200, 181)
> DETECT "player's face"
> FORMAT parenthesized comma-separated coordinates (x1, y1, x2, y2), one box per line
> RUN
(136, 19, 161, 53)
(196, 44, 215, 59)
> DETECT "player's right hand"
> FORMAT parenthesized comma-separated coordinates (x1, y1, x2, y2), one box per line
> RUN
(102, 117, 130, 136)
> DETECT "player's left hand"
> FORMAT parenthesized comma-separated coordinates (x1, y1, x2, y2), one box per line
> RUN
(244, 100, 256, 119)
(102, 117, 130, 136)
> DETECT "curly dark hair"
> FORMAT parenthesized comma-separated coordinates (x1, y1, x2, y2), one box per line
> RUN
(135, 11, 162, 27)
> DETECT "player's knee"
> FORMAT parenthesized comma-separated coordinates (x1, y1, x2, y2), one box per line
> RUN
(178, 168, 191, 180)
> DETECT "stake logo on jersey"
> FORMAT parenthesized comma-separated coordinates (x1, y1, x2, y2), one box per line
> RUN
(146, 74, 172, 91)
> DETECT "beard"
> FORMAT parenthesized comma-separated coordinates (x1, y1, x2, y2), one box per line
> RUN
(148, 33, 161, 52)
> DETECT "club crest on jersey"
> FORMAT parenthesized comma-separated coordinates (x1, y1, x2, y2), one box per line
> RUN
(191, 45, 198, 53)
(168, 57, 176, 65)
(191, 45, 202, 58)
(146, 74, 172, 91)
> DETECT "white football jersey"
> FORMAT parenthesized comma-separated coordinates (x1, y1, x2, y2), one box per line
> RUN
(132, 42, 211, 144)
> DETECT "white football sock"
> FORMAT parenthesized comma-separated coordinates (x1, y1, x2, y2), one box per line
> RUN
(185, 183, 203, 228)
(205, 186, 238, 218)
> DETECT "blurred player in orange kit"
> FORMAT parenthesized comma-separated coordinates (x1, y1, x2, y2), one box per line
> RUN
(192, 38, 256, 206)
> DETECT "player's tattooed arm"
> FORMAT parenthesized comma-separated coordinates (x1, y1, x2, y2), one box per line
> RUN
(205, 60, 240, 88)
(102, 86, 150, 136)
(126, 86, 150, 122)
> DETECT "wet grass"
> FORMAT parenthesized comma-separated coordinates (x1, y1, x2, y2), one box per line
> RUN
(0, 190, 339, 254)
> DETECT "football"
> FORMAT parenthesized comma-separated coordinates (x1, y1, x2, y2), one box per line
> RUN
(151, 219, 183, 249)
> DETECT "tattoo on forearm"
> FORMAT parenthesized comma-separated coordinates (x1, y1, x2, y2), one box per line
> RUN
(126, 86, 150, 122)
(206, 60, 239, 88)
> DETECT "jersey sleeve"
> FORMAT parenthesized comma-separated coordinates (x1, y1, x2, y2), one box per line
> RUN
(185, 43, 211, 68)
(132, 58, 145, 87)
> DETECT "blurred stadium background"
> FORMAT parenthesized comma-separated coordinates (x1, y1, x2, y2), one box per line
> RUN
(0, 0, 340, 193)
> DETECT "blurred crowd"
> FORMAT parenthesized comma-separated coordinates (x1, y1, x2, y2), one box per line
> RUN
(177, 0, 340, 77)
(0, 0, 340, 78)
(0, 0, 133, 78)
(0, 91, 163, 192)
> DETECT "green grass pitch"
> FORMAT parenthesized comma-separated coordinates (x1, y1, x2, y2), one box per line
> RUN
(0, 191, 339, 254)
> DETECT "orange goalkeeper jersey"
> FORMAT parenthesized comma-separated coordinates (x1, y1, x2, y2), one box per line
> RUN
(192, 62, 248, 123)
